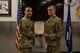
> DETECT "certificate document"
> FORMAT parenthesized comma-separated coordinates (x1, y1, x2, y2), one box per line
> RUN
(34, 22, 44, 34)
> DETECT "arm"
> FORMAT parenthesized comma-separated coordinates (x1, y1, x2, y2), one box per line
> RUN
(48, 18, 63, 40)
(55, 19, 63, 37)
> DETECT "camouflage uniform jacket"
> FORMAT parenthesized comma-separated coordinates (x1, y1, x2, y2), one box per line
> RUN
(45, 15, 63, 47)
(19, 17, 35, 49)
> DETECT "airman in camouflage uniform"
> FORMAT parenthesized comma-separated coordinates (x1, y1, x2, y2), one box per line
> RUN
(18, 7, 35, 53)
(44, 5, 63, 53)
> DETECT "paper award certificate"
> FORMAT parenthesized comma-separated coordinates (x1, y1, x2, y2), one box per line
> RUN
(34, 22, 44, 34)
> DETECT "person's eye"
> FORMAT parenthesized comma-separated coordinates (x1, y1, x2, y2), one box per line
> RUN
(27, 10, 32, 12)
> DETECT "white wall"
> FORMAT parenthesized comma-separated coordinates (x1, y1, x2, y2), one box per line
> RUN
(0, 0, 18, 21)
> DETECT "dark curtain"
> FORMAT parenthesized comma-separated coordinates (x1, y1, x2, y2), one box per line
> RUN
(22, 0, 64, 21)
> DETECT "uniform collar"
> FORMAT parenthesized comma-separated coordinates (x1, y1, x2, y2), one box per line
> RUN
(24, 16, 30, 20)
(50, 14, 56, 19)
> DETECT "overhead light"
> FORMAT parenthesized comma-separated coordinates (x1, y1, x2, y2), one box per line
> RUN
(40, 1, 47, 5)
(46, 0, 51, 2)
(41, 1, 47, 4)
(56, 4, 63, 6)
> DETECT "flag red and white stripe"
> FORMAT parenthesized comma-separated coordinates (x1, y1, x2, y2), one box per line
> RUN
(16, 0, 23, 53)
(16, 25, 20, 51)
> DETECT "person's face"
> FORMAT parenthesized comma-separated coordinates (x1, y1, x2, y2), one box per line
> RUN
(47, 6, 56, 16)
(25, 7, 32, 17)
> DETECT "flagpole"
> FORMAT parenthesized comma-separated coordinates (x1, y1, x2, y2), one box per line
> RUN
(68, 0, 72, 53)
(65, 0, 72, 53)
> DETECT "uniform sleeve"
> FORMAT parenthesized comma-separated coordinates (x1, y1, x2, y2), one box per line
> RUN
(48, 18, 63, 40)
(56, 19, 63, 38)
(48, 34, 57, 40)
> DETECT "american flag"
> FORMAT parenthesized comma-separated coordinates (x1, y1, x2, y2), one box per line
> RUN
(15, 0, 23, 52)
(17, 0, 23, 24)
(65, 0, 72, 53)
(16, 25, 20, 50)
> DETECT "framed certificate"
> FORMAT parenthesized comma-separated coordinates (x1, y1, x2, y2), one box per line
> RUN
(34, 21, 44, 34)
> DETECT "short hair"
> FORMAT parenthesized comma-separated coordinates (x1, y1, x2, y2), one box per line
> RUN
(24, 6, 32, 11)
(48, 5, 56, 10)
(25, 6, 32, 9)
(26, 6, 32, 8)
